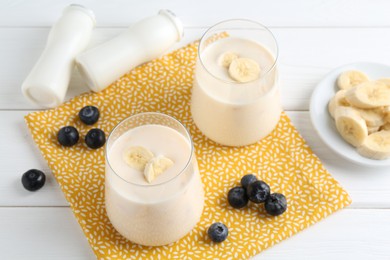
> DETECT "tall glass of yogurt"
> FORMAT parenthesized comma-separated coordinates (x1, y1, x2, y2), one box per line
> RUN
(105, 112, 204, 246)
(191, 19, 281, 146)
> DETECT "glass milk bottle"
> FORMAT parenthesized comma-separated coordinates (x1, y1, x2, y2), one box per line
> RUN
(191, 19, 281, 146)
(21, 4, 95, 108)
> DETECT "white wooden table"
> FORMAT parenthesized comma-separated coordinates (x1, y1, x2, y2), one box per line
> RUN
(1, 1, 389, 259)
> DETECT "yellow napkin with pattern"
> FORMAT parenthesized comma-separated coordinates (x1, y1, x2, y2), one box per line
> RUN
(25, 40, 351, 259)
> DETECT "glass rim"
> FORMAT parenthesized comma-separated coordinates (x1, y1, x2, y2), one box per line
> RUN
(105, 112, 195, 187)
(198, 18, 279, 85)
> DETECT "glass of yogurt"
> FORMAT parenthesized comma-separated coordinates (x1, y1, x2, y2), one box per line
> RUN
(105, 112, 204, 246)
(191, 19, 281, 146)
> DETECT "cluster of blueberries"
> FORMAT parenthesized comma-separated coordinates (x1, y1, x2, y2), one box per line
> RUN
(229, 174, 287, 215)
(57, 106, 105, 149)
(21, 106, 105, 192)
(207, 174, 287, 243)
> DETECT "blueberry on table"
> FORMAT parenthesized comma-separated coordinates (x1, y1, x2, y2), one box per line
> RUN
(228, 186, 248, 209)
(265, 193, 287, 216)
(246, 180, 270, 203)
(208, 222, 228, 243)
(85, 128, 106, 149)
(79, 106, 100, 125)
(21, 169, 46, 191)
(57, 126, 79, 147)
(240, 174, 257, 189)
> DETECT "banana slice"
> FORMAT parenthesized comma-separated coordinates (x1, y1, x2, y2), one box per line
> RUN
(335, 107, 368, 147)
(381, 106, 390, 123)
(228, 58, 261, 83)
(357, 130, 390, 160)
(144, 155, 174, 183)
(356, 108, 385, 127)
(328, 90, 349, 118)
(377, 78, 390, 87)
(345, 81, 390, 108)
(123, 146, 154, 171)
(218, 51, 239, 68)
(337, 70, 369, 90)
(380, 123, 390, 131)
(368, 125, 380, 134)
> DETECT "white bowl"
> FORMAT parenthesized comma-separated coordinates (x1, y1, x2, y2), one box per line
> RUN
(310, 62, 390, 167)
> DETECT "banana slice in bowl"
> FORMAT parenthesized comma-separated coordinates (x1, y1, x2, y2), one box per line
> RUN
(328, 89, 349, 119)
(310, 62, 390, 167)
(357, 131, 390, 160)
(334, 106, 368, 147)
(337, 70, 369, 90)
(345, 81, 390, 108)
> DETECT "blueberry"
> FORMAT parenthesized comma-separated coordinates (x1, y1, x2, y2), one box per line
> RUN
(227, 186, 248, 209)
(240, 174, 257, 189)
(79, 106, 100, 125)
(57, 126, 79, 147)
(208, 222, 228, 243)
(85, 128, 106, 149)
(246, 180, 270, 203)
(21, 169, 46, 191)
(265, 193, 287, 216)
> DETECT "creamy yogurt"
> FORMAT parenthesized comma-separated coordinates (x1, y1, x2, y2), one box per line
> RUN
(191, 37, 282, 146)
(105, 123, 204, 246)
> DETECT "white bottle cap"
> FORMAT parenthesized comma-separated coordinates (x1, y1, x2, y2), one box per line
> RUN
(158, 9, 184, 41)
(66, 4, 96, 26)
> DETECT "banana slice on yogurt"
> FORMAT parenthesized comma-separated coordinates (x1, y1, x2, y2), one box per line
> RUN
(228, 58, 261, 83)
(218, 51, 239, 68)
(123, 146, 154, 171)
(144, 155, 174, 183)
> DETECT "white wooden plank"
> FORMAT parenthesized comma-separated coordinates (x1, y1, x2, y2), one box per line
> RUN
(0, 207, 388, 259)
(2, 27, 390, 110)
(255, 209, 390, 259)
(0, 208, 95, 260)
(0, 110, 68, 206)
(0, 0, 390, 27)
(1, 110, 390, 208)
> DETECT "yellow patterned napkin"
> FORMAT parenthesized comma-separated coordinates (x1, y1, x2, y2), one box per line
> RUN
(25, 40, 351, 259)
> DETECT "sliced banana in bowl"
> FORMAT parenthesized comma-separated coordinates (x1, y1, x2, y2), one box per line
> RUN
(310, 62, 390, 166)
(337, 70, 369, 90)
(357, 131, 390, 160)
(334, 107, 368, 147)
(381, 123, 390, 131)
(368, 125, 380, 134)
(355, 108, 385, 127)
(328, 89, 349, 119)
(345, 81, 390, 108)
